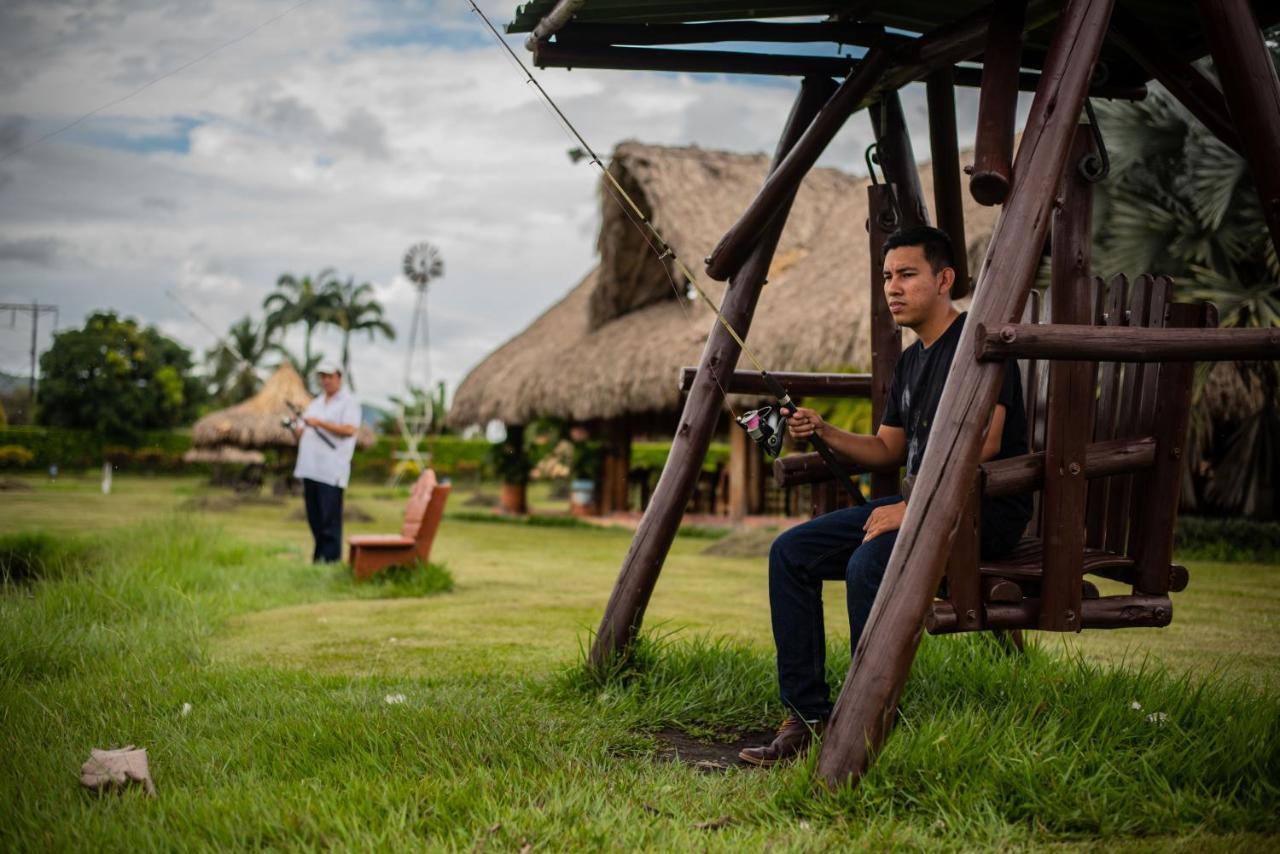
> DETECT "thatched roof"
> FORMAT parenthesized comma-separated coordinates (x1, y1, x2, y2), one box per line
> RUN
(193, 364, 375, 449)
(183, 446, 267, 465)
(450, 141, 1001, 428)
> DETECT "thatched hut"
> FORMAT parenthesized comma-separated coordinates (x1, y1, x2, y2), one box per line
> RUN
(450, 141, 1001, 516)
(193, 363, 315, 450)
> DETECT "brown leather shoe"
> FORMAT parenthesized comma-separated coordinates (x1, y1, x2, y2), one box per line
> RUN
(738, 716, 825, 767)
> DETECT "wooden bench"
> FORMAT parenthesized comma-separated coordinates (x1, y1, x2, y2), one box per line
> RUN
(348, 469, 451, 580)
(928, 274, 1211, 636)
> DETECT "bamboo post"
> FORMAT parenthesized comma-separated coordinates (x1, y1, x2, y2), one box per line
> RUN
(1196, 0, 1280, 255)
(729, 425, 750, 523)
(815, 0, 1117, 788)
(1039, 125, 1096, 632)
(970, 0, 1026, 205)
(588, 77, 838, 672)
(925, 68, 971, 296)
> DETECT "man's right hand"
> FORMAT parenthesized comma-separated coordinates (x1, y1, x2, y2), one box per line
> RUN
(785, 406, 825, 441)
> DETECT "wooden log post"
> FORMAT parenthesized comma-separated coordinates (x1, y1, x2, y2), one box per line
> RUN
(815, 0, 1117, 788)
(926, 68, 971, 296)
(928, 594, 1173, 633)
(970, 0, 1026, 206)
(1129, 302, 1210, 593)
(868, 88, 930, 499)
(868, 183, 902, 500)
(974, 323, 1280, 361)
(1039, 125, 1097, 633)
(1196, 0, 1280, 256)
(588, 77, 838, 672)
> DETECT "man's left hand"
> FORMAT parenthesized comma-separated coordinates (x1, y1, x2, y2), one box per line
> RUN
(863, 501, 906, 542)
(303, 416, 319, 428)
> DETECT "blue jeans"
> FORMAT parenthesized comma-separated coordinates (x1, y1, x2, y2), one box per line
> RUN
(768, 496, 904, 720)
(302, 478, 345, 563)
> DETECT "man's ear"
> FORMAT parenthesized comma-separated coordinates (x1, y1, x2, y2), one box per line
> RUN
(937, 266, 956, 296)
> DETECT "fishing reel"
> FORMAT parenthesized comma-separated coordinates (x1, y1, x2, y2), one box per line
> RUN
(736, 405, 789, 459)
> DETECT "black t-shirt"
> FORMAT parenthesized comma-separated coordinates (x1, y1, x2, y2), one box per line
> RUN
(882, 312, 1032, 556)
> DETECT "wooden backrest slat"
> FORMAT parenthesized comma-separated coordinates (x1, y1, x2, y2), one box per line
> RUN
(1086, 274, 1130, 548)
(1102, 274, 1158, 552)
(1127, 299, 1208, 582)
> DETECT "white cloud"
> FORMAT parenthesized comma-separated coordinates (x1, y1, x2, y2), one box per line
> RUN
(0, 0, 1029, 406)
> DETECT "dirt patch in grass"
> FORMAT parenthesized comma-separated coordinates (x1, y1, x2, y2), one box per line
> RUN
(0, 478, 33, 491)
(700, 527, 778, 558)
(651, 728, 776, 772)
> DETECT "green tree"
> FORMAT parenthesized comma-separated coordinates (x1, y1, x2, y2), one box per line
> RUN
(204, 316, 275, 405)
(37, 311, 205, 443)
(1093, 47, 1280, 517)
(263, 269, 339, 382)
(330, 277, 395, 391)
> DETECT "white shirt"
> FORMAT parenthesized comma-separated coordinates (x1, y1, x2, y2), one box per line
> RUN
(293, 389, 361, 488)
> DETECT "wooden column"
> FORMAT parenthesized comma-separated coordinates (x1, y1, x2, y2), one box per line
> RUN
(970, 0, 1026, 205)
(816, 0, 1116, 788)
(1039, 125, 1096, 633)
(926, 68, 971, 296)
(589, 77, 838, 671)
(1196, 0, 1280, 255)
(1130, 303, 1210, 593)
(867, 183, 902, 500)
(599, 420, 631, 514)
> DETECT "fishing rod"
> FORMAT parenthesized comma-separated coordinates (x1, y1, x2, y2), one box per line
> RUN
(469, 1, 865, 505)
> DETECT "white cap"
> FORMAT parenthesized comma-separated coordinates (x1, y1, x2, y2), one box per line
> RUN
(315, 359, 342, 375)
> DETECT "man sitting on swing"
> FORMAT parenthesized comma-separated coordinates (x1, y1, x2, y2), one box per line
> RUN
(740, 225, 1032, 767)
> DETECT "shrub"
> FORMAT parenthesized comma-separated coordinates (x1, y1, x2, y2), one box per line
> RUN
(0, 532, 89, 584)
(1174, 515, 1280, 563)
(0, 445, 35, 468)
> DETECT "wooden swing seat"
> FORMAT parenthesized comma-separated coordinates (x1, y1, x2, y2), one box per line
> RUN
(930, 273, 1212, 635)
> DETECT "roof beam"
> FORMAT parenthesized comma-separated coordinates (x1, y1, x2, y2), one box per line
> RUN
(555, 20, 908, 48)
(531, 42, 1146, 99)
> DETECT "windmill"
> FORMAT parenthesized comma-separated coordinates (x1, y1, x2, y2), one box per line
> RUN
(393, 241, 445, 483)
(402, 241, 444, 392)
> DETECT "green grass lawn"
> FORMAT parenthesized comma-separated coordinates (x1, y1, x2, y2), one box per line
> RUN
(2, 473, 1278, 850)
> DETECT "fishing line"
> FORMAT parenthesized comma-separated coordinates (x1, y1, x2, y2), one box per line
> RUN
(468, 0, 770, 380)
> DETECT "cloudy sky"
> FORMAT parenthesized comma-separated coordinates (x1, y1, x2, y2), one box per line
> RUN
(0, 0, 1021, 410)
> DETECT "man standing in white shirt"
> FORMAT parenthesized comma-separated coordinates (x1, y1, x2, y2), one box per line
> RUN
(292, 361, 361, 563)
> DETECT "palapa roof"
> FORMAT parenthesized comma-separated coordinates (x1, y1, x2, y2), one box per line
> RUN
(192, 363, 374, 449)
(449, 141, 1000, 428)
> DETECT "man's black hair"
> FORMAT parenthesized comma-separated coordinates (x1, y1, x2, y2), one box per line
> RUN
(883, 225, 956, 274)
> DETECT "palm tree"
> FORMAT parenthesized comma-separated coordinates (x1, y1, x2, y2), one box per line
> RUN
(1094, 55, 1280, 516)
(330, 277, 395, 391)
(205, 316, 275, 404)
(263, 269, 339, 380)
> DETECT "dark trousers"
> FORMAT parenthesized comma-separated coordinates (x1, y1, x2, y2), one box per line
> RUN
(769, 495, 1026, 719)
(768, 495, 903, 720)
(302, 478, 344, 563)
